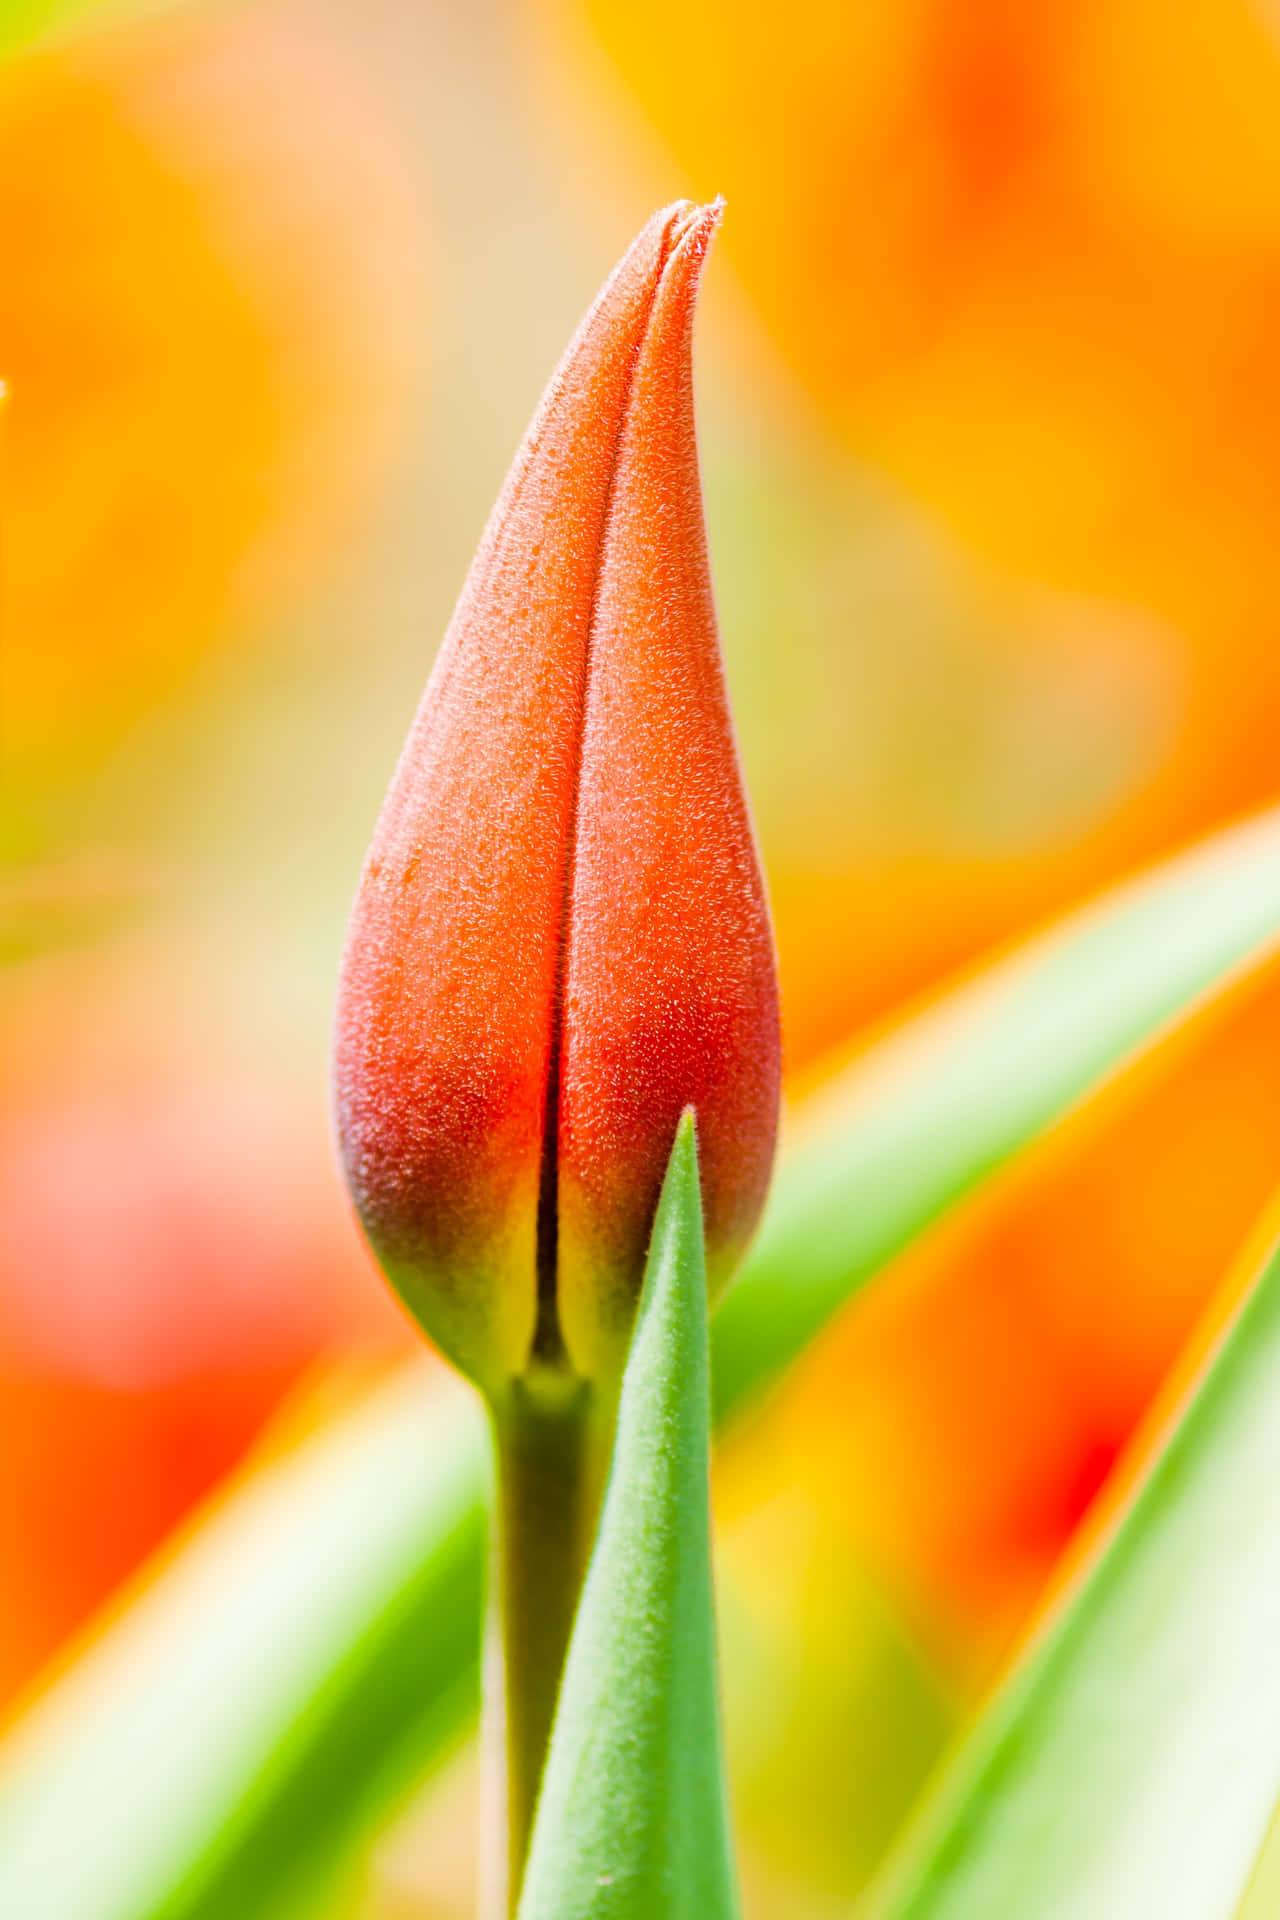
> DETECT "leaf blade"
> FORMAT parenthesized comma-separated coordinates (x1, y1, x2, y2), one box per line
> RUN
(715, 803, 1280, 1421)
(517, 1113, 739, 1920)
(0, 1373, 488, 1920)
(871, 1210, 1280, 1920)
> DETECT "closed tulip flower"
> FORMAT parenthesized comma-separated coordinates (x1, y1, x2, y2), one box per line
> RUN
(334, 199, 780, 1398)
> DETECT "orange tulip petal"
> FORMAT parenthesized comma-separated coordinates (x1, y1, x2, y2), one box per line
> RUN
(557, 206, 782, 1375)
(335, 203, 780, 1389)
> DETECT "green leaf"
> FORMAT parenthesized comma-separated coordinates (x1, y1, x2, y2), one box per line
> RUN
(6, 803, 1280, 1918)
(517, 1112, 739, 1920)
(0, 1373, 487, 1920)
(870, 1212, 1280, 1920)
(1235, 1804, 1280, 1920)
(714, 803, 1280, 1422)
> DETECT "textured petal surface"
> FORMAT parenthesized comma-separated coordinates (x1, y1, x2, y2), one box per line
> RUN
(334, 202, 779, 1387)
(557, 207, 781, 1376)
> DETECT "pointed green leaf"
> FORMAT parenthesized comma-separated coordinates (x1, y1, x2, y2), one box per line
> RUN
(6, 804, 1280, 1918)
(870, 1214, 1280, 1920)
(518, 1113, 739, 1920)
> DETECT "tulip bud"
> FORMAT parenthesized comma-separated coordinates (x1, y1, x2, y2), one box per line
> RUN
(334, 200, 780, 1394)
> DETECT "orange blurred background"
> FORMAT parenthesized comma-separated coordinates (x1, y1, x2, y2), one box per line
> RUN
(9, 0, 1280, 1911)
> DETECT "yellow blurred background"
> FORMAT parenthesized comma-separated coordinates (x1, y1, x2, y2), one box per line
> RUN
(8, 0, 1280, 1912)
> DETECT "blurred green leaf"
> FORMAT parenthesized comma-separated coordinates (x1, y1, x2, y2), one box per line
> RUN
(518, 1115, 738, 1920)
(869, 1209, 1280, 1920)
(6, 804, 1280, 1918)
(0, 1373, 487, 1920)
(1235, 1805, 1280, 1920)
(714, 803, 1280, 1421)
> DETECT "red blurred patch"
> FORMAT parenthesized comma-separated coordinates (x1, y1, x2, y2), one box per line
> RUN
(0, 954, 407, 1709)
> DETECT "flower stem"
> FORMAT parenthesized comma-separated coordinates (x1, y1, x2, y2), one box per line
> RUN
(486, 1371, 611, 1914)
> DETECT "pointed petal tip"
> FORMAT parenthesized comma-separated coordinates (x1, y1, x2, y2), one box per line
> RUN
(606, 199, 722, 325)
(646, 197, 723, 318)
(647, 195, 725, 255)
(669, 195, 726, 254)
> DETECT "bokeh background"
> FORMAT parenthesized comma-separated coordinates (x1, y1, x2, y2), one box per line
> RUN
(8, 0, 1280, 1912)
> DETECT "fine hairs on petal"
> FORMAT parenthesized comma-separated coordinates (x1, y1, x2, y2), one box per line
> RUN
(334, 199, 779, 1393)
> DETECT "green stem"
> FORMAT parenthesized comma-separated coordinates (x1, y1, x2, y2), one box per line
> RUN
(487, 1371, 611, 1913)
